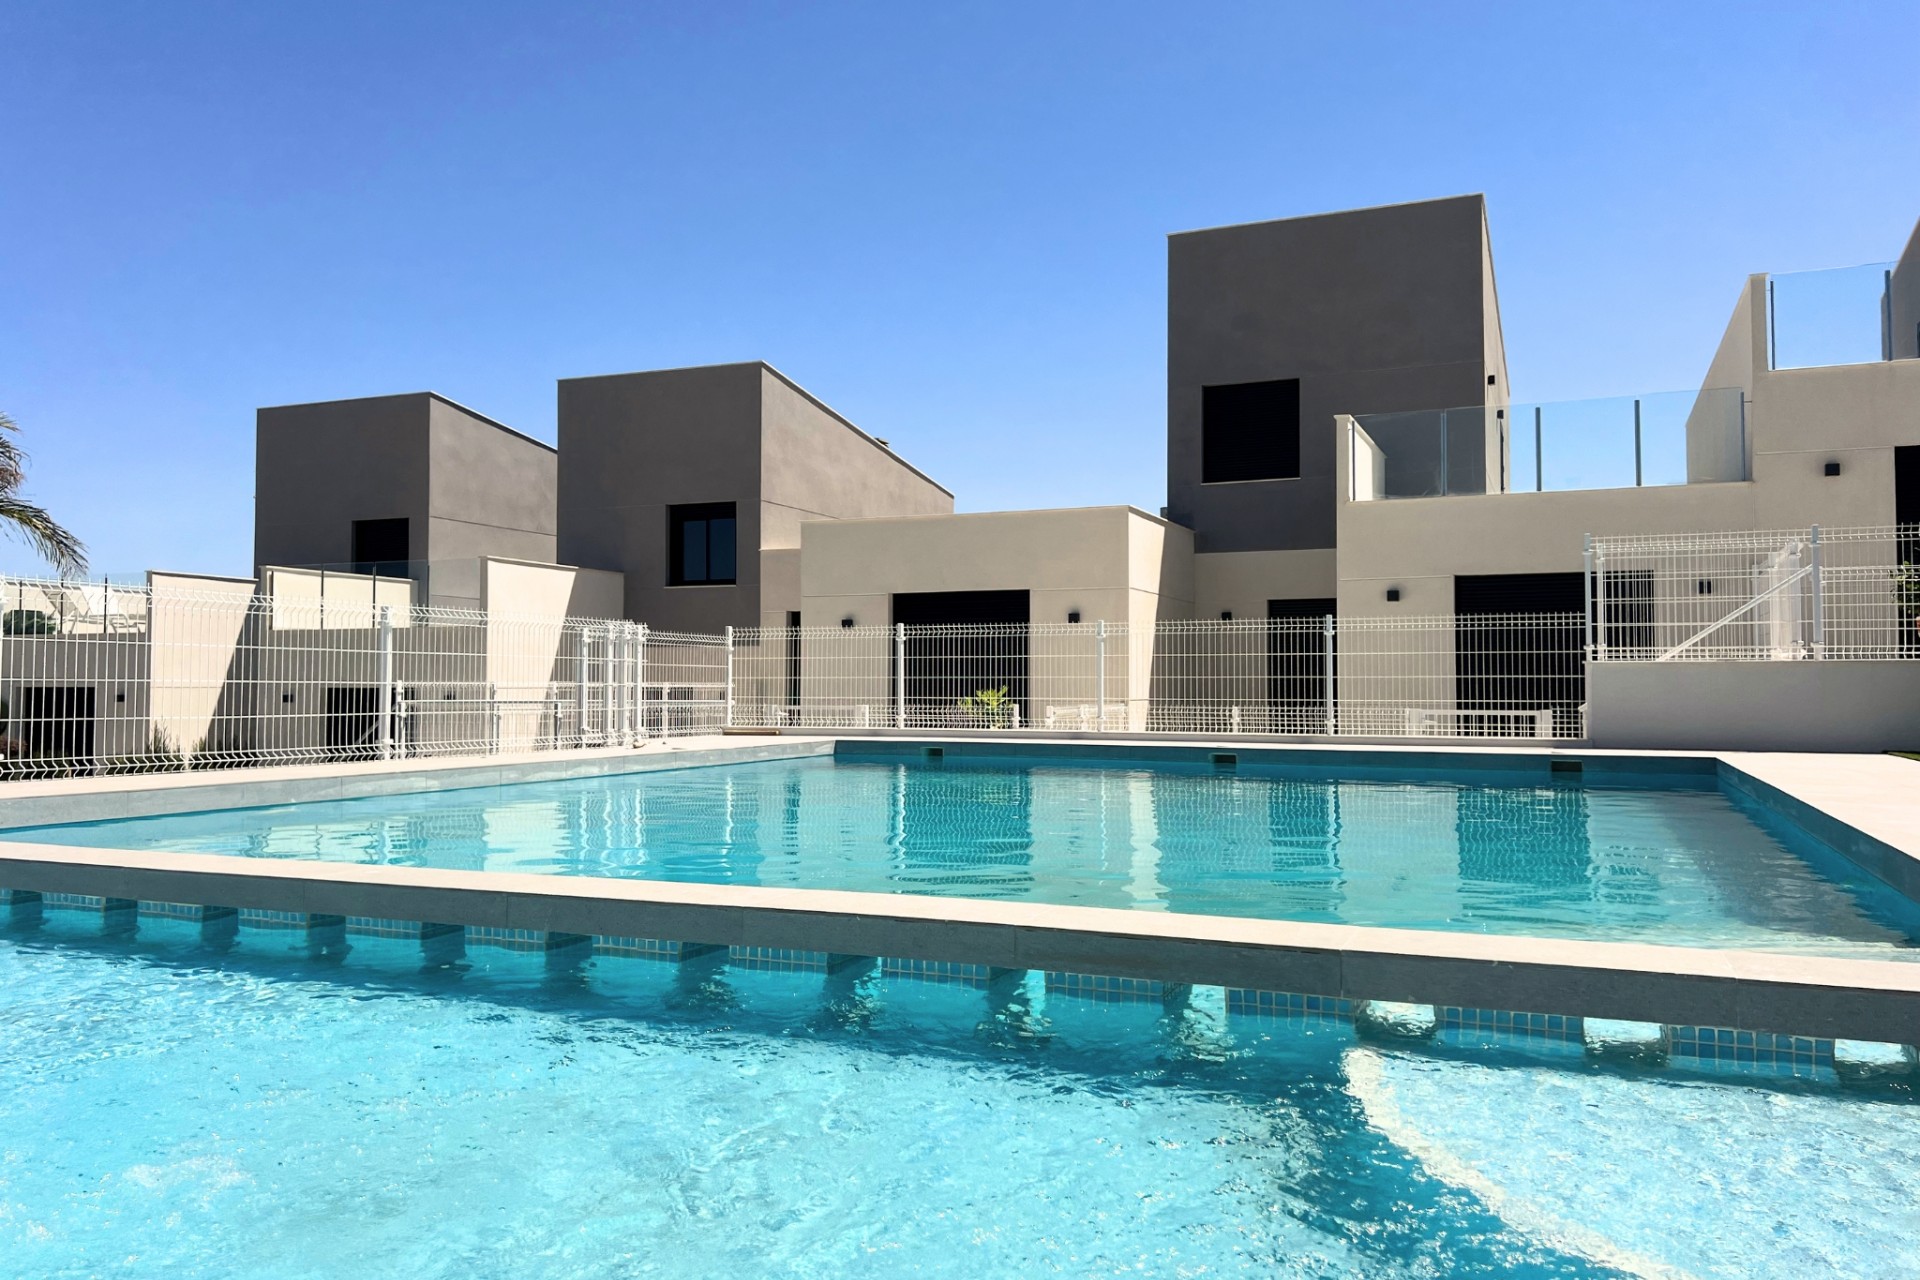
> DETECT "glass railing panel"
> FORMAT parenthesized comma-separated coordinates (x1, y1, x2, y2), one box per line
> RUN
(1352, 387, 1744, 500)
(1768, 261, 1895, 371)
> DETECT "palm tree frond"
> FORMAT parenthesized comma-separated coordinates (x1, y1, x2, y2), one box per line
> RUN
(0, 412, 24, 494)
(0, 494, 88, 577)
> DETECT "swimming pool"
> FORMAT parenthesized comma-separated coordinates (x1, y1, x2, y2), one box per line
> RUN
(1, 915, 1914, 1278)
(7, 750, 1917, 959)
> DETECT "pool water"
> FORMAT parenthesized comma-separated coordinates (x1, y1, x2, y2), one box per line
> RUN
(2, 916, 1916, 1278)
(8, 754, 1919, 959)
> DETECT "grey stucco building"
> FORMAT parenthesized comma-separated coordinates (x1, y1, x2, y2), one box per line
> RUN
(556, 361, 953, 632)
(254, 391, 559, 607)
(1166, 195, 1507, 601)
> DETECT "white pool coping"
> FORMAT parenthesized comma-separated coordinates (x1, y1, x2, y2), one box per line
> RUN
(0, 735, 1917, 1043)
(0, 838, 1915, 1042)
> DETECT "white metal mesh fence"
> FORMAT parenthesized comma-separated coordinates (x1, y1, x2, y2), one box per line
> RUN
(1590, 525, 1920, 661)
(1, 575, 1597, 781)
(0, 579, 718, 778)
(733, 616, 1586, 740)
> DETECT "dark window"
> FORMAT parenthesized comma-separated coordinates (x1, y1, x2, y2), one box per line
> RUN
(1600, 569, 1654, 655)
(1201, 379, 1301, 483)
(785, 610, 802, 712)
(669, 503, 738, 586)
(327, 687, 381, 761)
(1897, 446, 1920, 529)
(893, 590, 1030, 725)
(1898, 447, 1920, 651)
(351, 518, 410, 575)
(1453, 573, 1586, 738)
(15, 686, 96, 763)
(1267, 598, 1336, 733)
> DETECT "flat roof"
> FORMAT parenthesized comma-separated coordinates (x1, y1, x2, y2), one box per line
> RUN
(558, 360, 953, 498)
(799, 503, 1178, 530)
(256, 391, 557, 454)
(1169, 192, 1486, 240)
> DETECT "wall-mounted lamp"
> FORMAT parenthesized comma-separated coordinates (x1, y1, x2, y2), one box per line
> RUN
(840, 617, 854, 629)
(1824, 461, 1842, 477)
(1219, 610, 1233, 621)
(1386, 588, 1401, 603)
(1697, 580, 1714, 595)
(1487, 374, 1498, 386)
(281, 692, 296, 704)
(1066, 610, 1081, 624)
(114, 691, 126, 703)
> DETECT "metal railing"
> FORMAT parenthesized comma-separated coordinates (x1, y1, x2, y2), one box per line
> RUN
(0, 574, 1599, 781)
(1587, 525, 1920, 661)
(1348, 387, 1748, 499)
(731, 615, 1587, 741)
(0, 578, 725, 778)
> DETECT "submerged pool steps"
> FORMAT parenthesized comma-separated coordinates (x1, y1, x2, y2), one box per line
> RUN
(6, 891, 1910, 1083)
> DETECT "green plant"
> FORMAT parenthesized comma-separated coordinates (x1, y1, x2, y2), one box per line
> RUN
(1894, 561, 1920, 620)
(956, 685, 1016, 728)
(2, 608, 55, 636)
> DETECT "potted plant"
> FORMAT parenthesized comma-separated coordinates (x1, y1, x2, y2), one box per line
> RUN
(1894, 561, 1920, 640)
(956, 686, 1016, 729)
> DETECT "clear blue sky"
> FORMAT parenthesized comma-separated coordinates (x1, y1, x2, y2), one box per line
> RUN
(3, 1, 1917, 577)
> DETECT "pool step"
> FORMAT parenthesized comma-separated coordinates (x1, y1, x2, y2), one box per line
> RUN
(4, 889, 1912, 1081)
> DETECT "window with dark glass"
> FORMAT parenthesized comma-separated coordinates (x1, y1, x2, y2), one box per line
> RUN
(668, 502, 737, 585)
(1201, 379, 1301, 483)
(351, 518, 410, 575)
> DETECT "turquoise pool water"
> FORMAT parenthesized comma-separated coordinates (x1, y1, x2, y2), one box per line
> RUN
(7, 753, 1918, 959)
(1, 915, 1916, 1278)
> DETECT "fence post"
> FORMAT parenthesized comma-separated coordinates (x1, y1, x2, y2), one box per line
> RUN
(1633, 398, 1643, 487)
(1534, 405, 1543, 492)
(1322, 614, 1336, 736)
(724, 625, 735, 728)
(575, 627, 590, 745)
(603, 624, 619, 741)
(1809, 524, 1825, 658)
(1594, 550, 1609, 660)
(488, 682, 500, 755)
(894, 623, 907, 730)
(1582, 535, 1595, 660)
(376, 604, 394, 760)
(1095, 620, 1107, 731)
(620, 622, 636, 745)
(635, 623, 649, 740)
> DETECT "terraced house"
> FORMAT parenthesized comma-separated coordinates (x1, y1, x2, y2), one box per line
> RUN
(4, 196, 1919, 766)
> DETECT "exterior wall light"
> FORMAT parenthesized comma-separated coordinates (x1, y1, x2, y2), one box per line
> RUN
(1824, 461, 1841, 476)
(282, 692, 296, 704)
(1697, 580, 1714, 595)
(1219, 611, 1233, 621)
(840, 617, 854, 628)
(1386, 588, 1401, 602)
(1067, 610, 1081, 624)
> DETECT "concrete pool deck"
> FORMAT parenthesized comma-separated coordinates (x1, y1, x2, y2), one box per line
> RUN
(1, 837, 1917, 1043)
(0, 734, 1917, 1044)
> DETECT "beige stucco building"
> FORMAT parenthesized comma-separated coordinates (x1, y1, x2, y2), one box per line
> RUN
(8, 195, 1920, 761)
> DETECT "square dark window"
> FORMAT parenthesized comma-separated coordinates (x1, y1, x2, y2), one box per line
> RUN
(668, 502, 738, 586)
(351, 518, 410, 574)
(1201, 379, 1300, 483)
